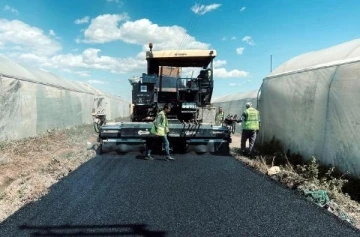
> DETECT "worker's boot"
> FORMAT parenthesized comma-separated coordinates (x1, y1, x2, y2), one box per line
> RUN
(145, 155, 154, 160)
(166, 156, 175, 161)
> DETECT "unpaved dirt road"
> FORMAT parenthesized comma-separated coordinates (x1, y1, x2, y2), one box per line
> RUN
(1, 151, 359, 237)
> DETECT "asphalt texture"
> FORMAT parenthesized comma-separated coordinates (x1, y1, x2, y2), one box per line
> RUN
(1, 152, 360, 237)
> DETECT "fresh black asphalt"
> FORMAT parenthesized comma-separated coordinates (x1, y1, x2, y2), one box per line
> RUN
(0, 152, 359, 237)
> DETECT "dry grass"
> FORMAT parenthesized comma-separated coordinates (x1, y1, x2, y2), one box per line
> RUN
(0, 125, 98, 222)
(230, 135, 360, 230)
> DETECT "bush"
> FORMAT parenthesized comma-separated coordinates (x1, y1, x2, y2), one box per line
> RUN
(254, 138, 359, 201)
(296, 156, 319, 182)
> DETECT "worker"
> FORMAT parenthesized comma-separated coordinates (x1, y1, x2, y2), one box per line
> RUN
(145, 103, 175, 161)
(215, 106, 224, 126)
(237, 102, 260, 156)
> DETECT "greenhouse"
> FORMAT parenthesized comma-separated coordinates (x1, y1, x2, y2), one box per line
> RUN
(0, 56, 130, 142)
(258, 38, 360, 178)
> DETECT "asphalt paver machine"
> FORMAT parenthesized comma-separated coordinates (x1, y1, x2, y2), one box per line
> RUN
(98, 44, 231, 155)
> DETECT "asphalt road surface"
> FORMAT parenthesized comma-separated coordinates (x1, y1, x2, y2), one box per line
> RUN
(1, 152, 360, 237)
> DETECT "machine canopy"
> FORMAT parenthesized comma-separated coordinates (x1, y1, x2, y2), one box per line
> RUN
(146, 50, 216, 68)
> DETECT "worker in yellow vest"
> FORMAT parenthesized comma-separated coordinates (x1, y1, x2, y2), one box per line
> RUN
(145, 104, 175, 161)
(237, 102, 260, 156)
(215, 106, 224, 126)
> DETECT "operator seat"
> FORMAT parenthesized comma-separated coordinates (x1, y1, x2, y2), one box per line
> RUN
(198, 69, 211, 87)
(197, 69, 212, 105)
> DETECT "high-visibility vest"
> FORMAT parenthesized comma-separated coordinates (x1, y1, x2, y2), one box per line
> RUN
(215, 112, 224, 125)
(150, 111, 168, 136)
(243, 108, 260, 130)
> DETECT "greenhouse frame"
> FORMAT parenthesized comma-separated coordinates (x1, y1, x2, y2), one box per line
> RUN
(0, 56, 130, 142)
(258, 38, 360, 178)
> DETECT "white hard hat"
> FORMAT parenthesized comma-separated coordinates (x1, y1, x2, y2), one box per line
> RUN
(246, 102, 252, 107)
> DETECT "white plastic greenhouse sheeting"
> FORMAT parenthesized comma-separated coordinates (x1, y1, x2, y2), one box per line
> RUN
(0, 56, 130, 142)
(258, 38, 360, 178)
(211, 90, 258, 133)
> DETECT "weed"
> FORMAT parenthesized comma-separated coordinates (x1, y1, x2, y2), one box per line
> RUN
(253, 156, 269, 174)
(295, 156, 319, 182)
(237, 137, 360, 228)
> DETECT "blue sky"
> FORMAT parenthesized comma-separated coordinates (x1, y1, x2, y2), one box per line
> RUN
(1, 0, 360, 101)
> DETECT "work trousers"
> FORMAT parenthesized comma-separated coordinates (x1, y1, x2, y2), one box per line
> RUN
(147, 135, 170, 157)
(241, 130, 257, 154)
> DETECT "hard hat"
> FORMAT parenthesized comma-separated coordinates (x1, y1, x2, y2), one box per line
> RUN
(246, 102, 252, 107)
